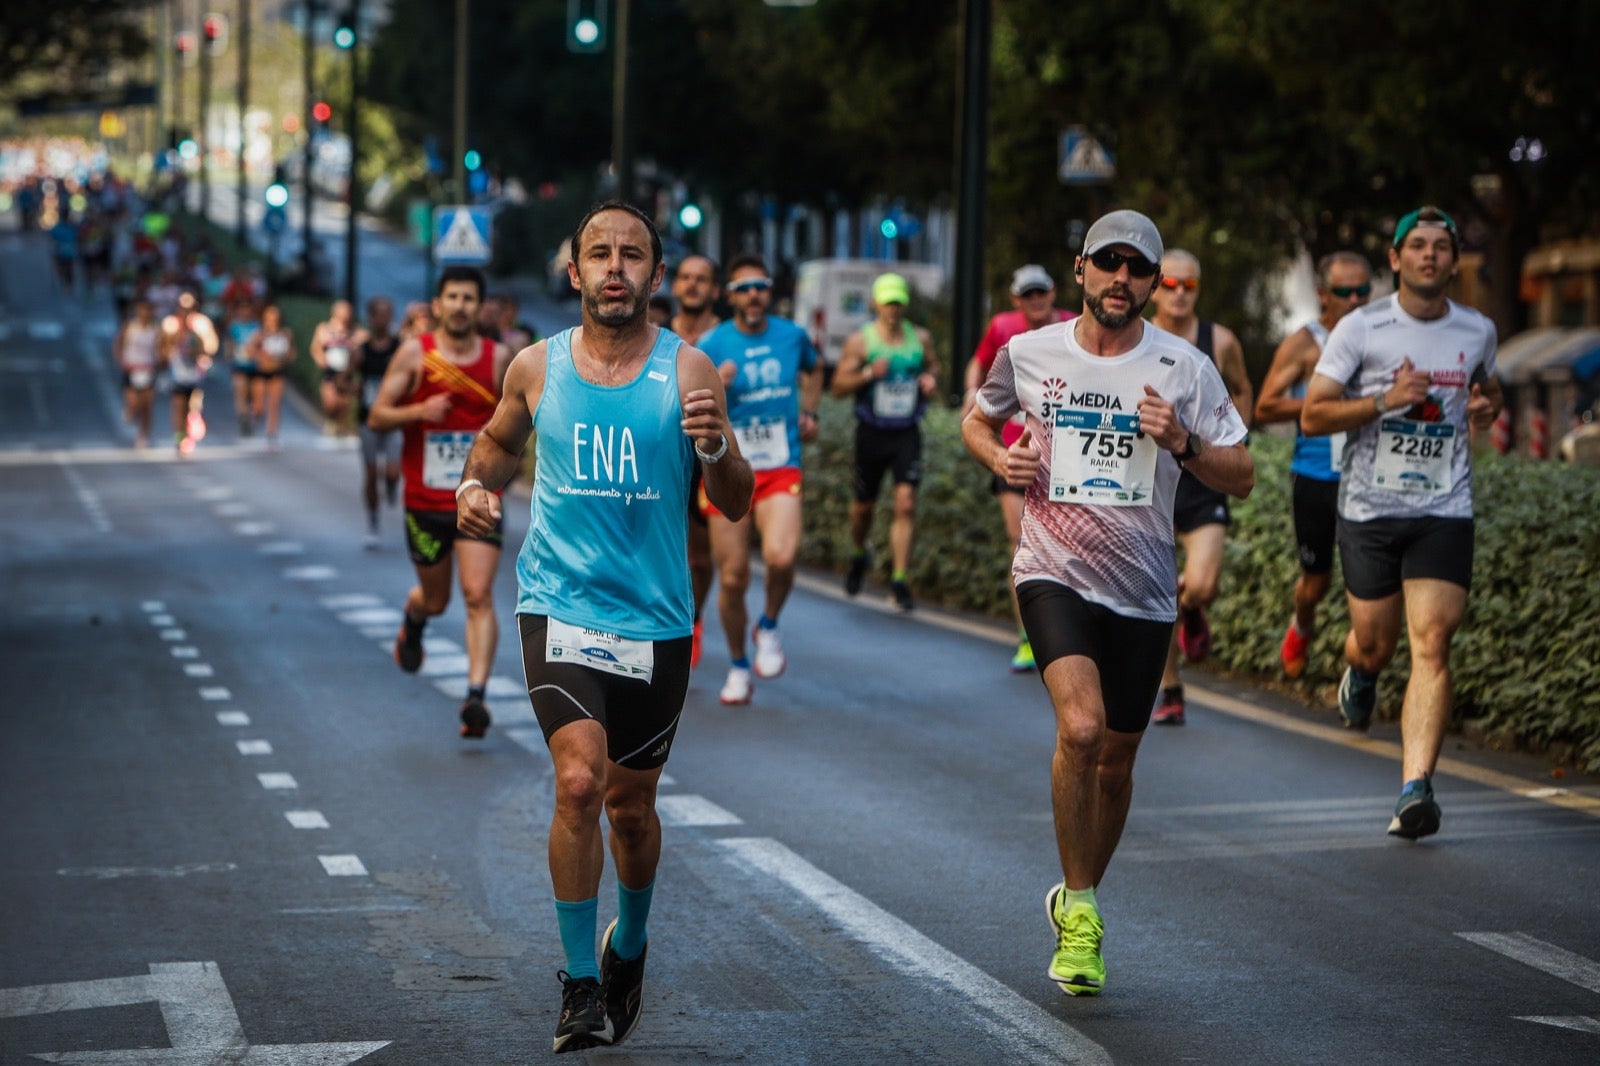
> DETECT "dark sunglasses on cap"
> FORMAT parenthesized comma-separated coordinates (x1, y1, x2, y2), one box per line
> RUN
(728, 278, 772, 295)
(1087, 248, 1158, 279)
(1330, 283, 1372, 299)
(1158, 277, 1198, 291)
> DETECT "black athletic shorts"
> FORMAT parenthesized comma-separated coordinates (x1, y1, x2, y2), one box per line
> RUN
(688, 459, 707, 528)
(990, 473, 1024, 497)
(853, 423, 922, 501)
(1016, 580, 1173, 734)
(404, 507, 503, 567)
(1338, 515, 1474, 600)
(1292, 475, 1340, 575)
(1173, 468, 1230, 532)
(517, 614, 692, 770)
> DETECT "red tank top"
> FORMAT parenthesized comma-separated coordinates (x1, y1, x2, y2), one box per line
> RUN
(401, 333, 500, 511)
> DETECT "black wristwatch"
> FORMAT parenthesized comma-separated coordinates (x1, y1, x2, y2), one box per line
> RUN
(1174, 432, 1204, 465)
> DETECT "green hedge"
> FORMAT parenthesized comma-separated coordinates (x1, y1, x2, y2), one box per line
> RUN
(798, 400, 1600, 771)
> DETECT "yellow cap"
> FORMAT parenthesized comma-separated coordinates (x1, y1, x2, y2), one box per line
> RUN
(872, 273, 910, 306)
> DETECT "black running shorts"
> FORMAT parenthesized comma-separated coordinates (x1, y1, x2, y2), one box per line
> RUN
(1016, 580, 1173, 734)
(1338, 515, 1474, 601)
(517, 614, 693, 770)
(852, 423, 922, 501)
(1291, 475, 1340, 575)
(404, 507, 503, 567)
(1173, 468, 1230, 532)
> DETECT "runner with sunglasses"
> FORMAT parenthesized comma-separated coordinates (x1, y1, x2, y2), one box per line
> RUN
(696, 254, 821, 705)
(1149, 249, 1254, 725)
(1301, 207, 1501, 840)
(963, 208, 1252, 996)
(1254, 252, 1373, 677)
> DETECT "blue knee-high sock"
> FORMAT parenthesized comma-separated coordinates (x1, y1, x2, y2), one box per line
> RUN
(554, 897, 600, 980)
(612, 879, 654, 961)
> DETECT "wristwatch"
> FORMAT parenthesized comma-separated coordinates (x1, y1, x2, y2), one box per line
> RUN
(694, 433, 728, 464)
(1174, 432, 1204, 465)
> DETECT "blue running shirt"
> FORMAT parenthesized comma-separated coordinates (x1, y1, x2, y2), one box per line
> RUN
(515, 327, 695, 639)
(1288, 321, 1340, 482)
(697, 317, 817, 472)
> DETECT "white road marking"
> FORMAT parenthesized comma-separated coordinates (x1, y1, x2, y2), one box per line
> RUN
(1515, 1015, 1600, 1034)
(199, 687, 232, 701)
(55, 863, 237, 879)
(235, 521, 277, 536)
(718, 837, 1110, 1066)
(419, 655, 472, 677)
(364, 628, 395, 641)
(258, 772, 298, 790)
(423, 636, 464, 655)
(658, 773, 676, 787)
(338, 608, 403, 626)
(286, 810, 330, 829)
(214, 501, 252, 516)
(140, 601, 166, 612)
(284, 565, 338, 581)
(0, 961, 389, 1063)
(1457, 932, 1600, 995)
(27, 319, 65, 339)
(149, 614, 175, 626)
(236, 740, 273, 756)
(657, 795, 743, 827)
(183, 663, 215, 678)
(431, 675, 523, 699)
(159, 628, 187, 641)
(259, 540, 306, 555)
(319, 854, 369, 877)
(506, 728, 547, 757)
(215, 711, 250, 726)
(193, 486, 234, 501)
(171, 646, 199, 658)
(321, 593, 385, 609)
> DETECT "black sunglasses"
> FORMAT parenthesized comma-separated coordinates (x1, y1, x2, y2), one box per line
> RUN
(728, 278, 772, 295)
(1330, 284, 1372, 299)
(1087, 249, 1158, 279)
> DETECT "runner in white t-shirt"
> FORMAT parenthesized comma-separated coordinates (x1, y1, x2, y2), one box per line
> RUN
(964, 209, 1252, 999)
(1302, 206, 1502, 842)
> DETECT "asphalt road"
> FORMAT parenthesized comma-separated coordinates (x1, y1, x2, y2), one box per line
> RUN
(3, 220, 1600, 1065)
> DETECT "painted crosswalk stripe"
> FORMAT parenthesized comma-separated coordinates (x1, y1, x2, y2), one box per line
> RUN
(235, 521, 277, 536)
(171, 646, 199, 659)
(199, 687, 232, 701)
(149, 614, 175, 626)
(658, 795, 743, 827)
(215, 711, 250, 727)
(160, 628, 187, 641)
(285, 811, 330, 830)
(338, 608, 403, 626)
(284, 565, 337, 581)
(236, 740, 273, 756)
(258, 541, 305, 555)
(319, 854, 368, 877)
(322, 593, 385, 609)
(140, 601, 166, 613)
(258, 773, 297, 790)
(184, 663, 215, 678)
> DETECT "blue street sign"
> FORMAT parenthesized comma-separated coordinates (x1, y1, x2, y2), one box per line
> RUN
(263, 205, 287, 235)
(1059, 126, 1115, 185)
(433, 205, 493, 266)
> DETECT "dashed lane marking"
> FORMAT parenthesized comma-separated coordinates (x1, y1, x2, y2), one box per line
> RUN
(657, 795, 743, 827)
(140, 601, 166, 612)
(236, 740, 273, 756)
(235, 521, 277, 536)
(258, 773, 298, 790)
(284, 565, 338, 581)
(159, 628, 186, 641)
(216, 711, 250, 726)
(199, 687, 232, 701)
(286, 811, 330, 830)
(259, 541, 305, 555)
(149, 614, 175, 626)
(183, 663, 215, 678)
(171, 646, 199, 658)
(318, 854, 369, 877)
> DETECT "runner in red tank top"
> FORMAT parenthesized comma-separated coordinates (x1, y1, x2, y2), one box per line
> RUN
(367, 266, 513, 739)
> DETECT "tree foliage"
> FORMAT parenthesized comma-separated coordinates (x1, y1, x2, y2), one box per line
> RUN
(0, 0, 149, 95)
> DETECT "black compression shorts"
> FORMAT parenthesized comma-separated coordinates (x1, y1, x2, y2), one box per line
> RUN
(1338, 516, 1474, 600)
(1292, 475, 1340, 575)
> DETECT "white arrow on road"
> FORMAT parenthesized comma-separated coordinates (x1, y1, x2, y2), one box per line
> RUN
(0, 961, 388, 1064)
(1458, 931, 1600, 1036)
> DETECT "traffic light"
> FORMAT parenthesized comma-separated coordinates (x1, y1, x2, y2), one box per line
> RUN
(312, 101, 332, 128)
(463, 150, 482, 172)
(264, 181, 290, 209)
(566, 0, 607, 53)
(333, 10, 356, 50)
(678, 202, 703, 230)
(879, 217, 899, 241)
(175, 30, 197, 66)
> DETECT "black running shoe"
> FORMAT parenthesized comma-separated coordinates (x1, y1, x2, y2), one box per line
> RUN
(845, 552, 870, 597)
(393, 617, 424, 674)
(459, 696, 491, 739)
(599, 918, 647, 1045)
(553, 971, 612, 1053)
(1387, 778, 1442, 840)
(890, 580, 914, 613)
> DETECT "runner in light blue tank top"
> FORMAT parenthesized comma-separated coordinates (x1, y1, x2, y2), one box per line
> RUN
(1289, 321, 1340, 481)
(516, 326, 695, 640)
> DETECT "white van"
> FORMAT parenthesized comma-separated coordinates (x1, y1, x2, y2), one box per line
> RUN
(793, 258, 946, 369)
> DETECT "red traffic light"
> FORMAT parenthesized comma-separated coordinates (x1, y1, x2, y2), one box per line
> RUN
(175, 31, 196, 53)
(311, 101, 332, 123)
(203, 16, 222, 40)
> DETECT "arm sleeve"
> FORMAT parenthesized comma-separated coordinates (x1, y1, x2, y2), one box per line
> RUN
(975, 343, 1021, 422)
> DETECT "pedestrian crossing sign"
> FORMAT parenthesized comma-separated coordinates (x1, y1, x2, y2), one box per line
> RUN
(1058, 126, 1115, 185)
(434, 205, 493, 265)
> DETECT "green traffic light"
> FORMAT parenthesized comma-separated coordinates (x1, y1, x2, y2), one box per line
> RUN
(573, 18, 600, 45)
(265, 183, 289, 208)
(678, 203, 703, 229)
(464, 150, 482, 172)
(880, 218, 899, 240)
(333, 25, 356, 49)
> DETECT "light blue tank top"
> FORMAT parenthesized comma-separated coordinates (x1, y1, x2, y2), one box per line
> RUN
(1289, 321, 1340, 481)
(515, 327, 695, 639)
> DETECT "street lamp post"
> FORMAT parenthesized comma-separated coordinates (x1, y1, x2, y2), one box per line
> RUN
(951, 0, 990, 401)
(612, 0, 634, 206)
(236, 0, 251, 247)
(343, 0, 361, 303)
(301, 0, 318, 290)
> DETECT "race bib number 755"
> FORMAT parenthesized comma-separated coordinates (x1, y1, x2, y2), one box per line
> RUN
(1049, 409, 1157, 506)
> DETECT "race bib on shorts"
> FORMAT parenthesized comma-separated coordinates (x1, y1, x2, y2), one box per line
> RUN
(1049, 408, 1158, 507)
(872, 377, 920, 420)
(732, 416, 790, 471)
(422, 430, 475, 490)
(1372, 418, 1454, 494)
(546, 619, 655, 682)
(323, 345, 350, 373)
(129, 370, 153, 389)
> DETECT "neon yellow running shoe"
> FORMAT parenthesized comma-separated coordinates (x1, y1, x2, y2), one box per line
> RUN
(1010, 639, 1036, 673)
(1045, 884, 1105, 996)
